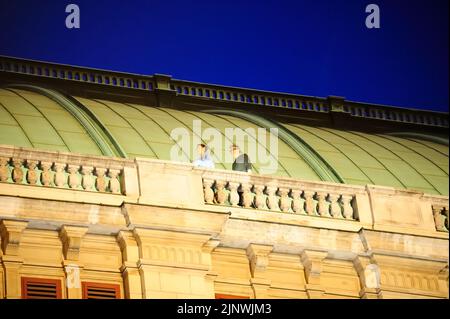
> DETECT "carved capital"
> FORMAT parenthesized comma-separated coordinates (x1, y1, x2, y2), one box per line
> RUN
(59, 225, 88, 261)
(0, 219, 28, 256)
(202, 239, 220, 254)
(117, 230, 140, 263)
(300, 250, 328, 286)
(353, 255, 382, 299)
(246, 243, 273, 278)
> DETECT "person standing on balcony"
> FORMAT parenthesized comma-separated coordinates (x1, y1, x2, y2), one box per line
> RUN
(231, 144, 252, 173)
(193, 143, 215, 169)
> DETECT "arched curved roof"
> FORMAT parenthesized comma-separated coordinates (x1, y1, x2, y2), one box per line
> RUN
(0, 87, 448, 195)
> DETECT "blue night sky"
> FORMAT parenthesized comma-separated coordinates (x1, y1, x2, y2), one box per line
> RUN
(0, 0, 448, 112)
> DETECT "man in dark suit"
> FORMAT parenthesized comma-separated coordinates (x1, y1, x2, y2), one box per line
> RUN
(230, 144, 252, 173)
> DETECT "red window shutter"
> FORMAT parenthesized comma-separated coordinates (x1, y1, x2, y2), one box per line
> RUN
(21, 277, 62, 299)
(215, 293, 249, 299)
(82, 282, 121, 299)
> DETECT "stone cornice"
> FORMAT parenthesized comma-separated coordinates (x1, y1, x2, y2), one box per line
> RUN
(0, 55, 447, 130)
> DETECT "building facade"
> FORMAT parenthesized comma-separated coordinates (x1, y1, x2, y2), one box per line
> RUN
(0, 56, 448, 299)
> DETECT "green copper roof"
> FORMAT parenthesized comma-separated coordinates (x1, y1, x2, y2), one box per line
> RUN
(283, 124, 448, 195)
(0, 87, 448, 195)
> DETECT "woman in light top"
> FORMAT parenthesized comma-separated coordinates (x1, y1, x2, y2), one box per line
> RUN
(193, 144, 215, 169)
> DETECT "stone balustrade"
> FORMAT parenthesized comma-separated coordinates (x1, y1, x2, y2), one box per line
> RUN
(0, 145, 448, 237)
(201, 170, 361, 221)
(0, 145, 134, 195)
(431, 200, 449, 233)
(1, 56, 447, 129)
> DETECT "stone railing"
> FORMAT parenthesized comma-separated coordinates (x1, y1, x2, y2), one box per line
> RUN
(0, 56, 155, 92)
(1, 56, 447, 129)
(201, 170, 362, 221)
(0, 144, 448, 236)
(0, 145, 135, 195)
(432, 203, 449, 232)
(344, 101, 449, 127)
(170, 79, 330, 112)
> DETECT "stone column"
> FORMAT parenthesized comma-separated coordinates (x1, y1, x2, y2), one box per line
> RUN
(246, 243, 273, 298)
(59, 225, 88, 299)
(0, 219, 28, 299)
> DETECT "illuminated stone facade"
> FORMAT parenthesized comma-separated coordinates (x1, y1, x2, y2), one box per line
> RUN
(0, 56, 448, 299)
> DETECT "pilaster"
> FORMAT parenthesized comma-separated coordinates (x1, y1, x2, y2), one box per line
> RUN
(353, 255, 382, 299)
(0, 219, 28, 298)
(59, 225, 88, 299)
(246, 243, 273, 298)
(133, 228, 218, 299)
(117, 230, 143, 299)
(300, 250, 328, 299)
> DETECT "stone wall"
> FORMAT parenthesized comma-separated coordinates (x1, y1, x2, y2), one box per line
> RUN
(0, 145, 448, 298)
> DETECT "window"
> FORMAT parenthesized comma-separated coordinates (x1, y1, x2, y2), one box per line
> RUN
(21, 277, 62, 299)
(215, 293, 249, 299)
(82, 282, 121, 299)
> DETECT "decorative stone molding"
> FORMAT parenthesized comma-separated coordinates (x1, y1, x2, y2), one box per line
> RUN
(0, 219, 28, 256)
(59, 225, 89, 261)
(1, 56, 447, 130)
(432, 205, 449, 232)
(246, 244, 273, 279)
(117, 230, 143, 299)
(353, 256, 382, 299)
(202, 239, 220, 254)
(0, 219, 27, 299)
(246, 244, 273, 298)
(1, 254, 24, 299)
(117, 230, 140, 264)
(202, 170, 359, 221)
(300, 250, 328, 298)
(63, 260, 84, 299)
(132, 228, 218, 298)
(0, 145, 132, 195)
(133, 228, 214, 270)
(64, 262, 81, 289)
(367, 185, 448, 236)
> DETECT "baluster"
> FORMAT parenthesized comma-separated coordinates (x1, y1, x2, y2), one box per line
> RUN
(40, 161, 52, 186)
(81, 166, 94, 191)
(214, 180, 227, 205)
(202, 178, 214, 204)
(445, 207, 449, 231)
(265, 186, 280, 211)
(68, 164, 80, 189)
(329, 194, 342, 218)
(239, 182, 253, 208)
(54, 162, 67, 187)
(12, 158, 24, 184)
(253, 184, 267, 209)
(26, 160, 38, 185)
(108, 169, 121, 194)
(227, 182, 240, 206)
(304, 190, 317, 215)
(95, 167, 107, 192)
(432, 206, 447, 231)
(0, 157, 10, 182)
(341, 195, 354, 219)
(291, 189, 306, 214)
(278, 187, 291, 212)
(316, 192, 331, 217)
